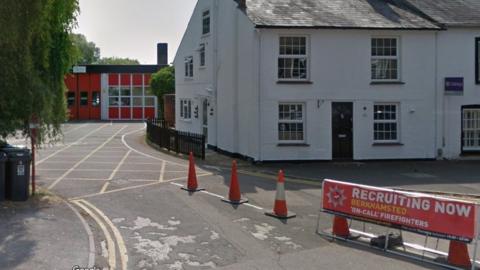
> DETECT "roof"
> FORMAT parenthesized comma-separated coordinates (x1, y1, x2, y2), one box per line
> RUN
(243, 0, 441, 30)
(404, 0, 480, 27)
(71, 65, 165, 74)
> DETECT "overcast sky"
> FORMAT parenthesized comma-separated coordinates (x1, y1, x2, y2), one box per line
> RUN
(75, 0, 198, 64)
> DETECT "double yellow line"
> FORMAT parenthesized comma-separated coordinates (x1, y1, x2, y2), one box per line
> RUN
(72, 199, 128, 270)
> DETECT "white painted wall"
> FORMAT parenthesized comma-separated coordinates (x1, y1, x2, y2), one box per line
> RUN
(437, 28, 480, 158)
(257, 29, 437, 160)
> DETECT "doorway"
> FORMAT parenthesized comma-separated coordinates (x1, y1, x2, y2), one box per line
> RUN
(332, 102, 353, 159)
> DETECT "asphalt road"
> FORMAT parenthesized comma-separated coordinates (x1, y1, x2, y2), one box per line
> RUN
(5, 122, 479, 269)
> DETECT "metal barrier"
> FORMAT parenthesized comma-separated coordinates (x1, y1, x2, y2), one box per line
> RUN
(146, 119, 205, 160)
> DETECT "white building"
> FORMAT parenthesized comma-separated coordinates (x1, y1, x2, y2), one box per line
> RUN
(174, 0, 480, 161)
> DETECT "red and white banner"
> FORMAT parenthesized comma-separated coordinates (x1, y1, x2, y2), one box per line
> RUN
(322, 179, 479, 242)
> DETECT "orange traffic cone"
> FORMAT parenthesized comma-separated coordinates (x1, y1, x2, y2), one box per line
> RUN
(265, 170, 296, 219)
(181, 152, 205, 192)
(447, 241, 472, 269)
(222, 161, 248, 205)
(332, 216, 350, 238)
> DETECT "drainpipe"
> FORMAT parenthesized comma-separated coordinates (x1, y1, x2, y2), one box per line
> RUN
(213, 0, 219, 149)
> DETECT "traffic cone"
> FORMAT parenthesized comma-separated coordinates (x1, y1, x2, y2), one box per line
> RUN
(447, 241, 472, 269)
(222, 160, 248, 205)
(332, 216, 350, 238)
(265, 170, 296, 219)
(181, 152, 205, 192)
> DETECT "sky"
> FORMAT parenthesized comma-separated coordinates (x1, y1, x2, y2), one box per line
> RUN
(75, 0, 198, 64)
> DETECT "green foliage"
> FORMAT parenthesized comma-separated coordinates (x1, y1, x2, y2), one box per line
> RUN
(150, 66, 175, 118)
(71, 33, 100, 65)
(0, 0, 79, 145)
(96, 57, 140, 65)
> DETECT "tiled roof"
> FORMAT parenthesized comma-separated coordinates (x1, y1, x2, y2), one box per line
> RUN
(405, 0, 480, 27)
(243, 0, 441, 30)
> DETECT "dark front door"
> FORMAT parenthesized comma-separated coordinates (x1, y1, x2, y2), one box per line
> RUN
(332, 102, 353, 159)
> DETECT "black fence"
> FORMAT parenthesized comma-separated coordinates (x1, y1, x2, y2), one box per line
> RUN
(146, 119, 205, 160)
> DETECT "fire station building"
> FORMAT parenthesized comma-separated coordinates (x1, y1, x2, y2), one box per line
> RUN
(65, 43, 168, 121)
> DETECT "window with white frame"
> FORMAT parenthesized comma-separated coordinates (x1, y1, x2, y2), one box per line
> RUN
(374, 104, 399, 142)
(371, 38, 399, 81)
(202, 10, 210, 35)
(199, 43, 206, 67)
(184, 56, 193, 78)
(278, 37, 308, 80)
(476, 37, 479, 84)
(278, 103, 305, 142)
(180, 99, 192, 120)
(463, 108, 480, 151)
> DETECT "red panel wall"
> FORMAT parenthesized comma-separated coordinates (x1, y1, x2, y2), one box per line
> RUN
(109, 108, 119, 119)
(120, 107, 131, 119)
(90, 74, 101, 91)
(132, 108, 143, 119)
(132, 74, 143, 86)
(109, 74, 119, 86)
(144, 108, 155, 120)
(144, 74, 151, 85)
(121, 74, 131, 86)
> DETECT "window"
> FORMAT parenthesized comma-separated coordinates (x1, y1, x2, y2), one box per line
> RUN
(199, 44, 206, 67)
(463, 108, 480, 151)
(202, 10, 210, 35)
(476, 37, 480, 84)
(67, 92, 75, 107)
(180, 99, 192, 120)
(371, 38, 399, 81)
(80, 92, 88, 106)
(278, 104, 305, 142)
(92, 92, 100, 107)
(184, 57, 193, 78)
(374, 104, 399, 142)
(278, 37, 308, 80)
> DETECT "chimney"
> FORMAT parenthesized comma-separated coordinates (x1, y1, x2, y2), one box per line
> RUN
(236, 0, 246, 9)
(157, 43, 168, 66)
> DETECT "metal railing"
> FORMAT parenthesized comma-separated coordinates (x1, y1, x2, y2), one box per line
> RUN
(146, 119, 205, 160)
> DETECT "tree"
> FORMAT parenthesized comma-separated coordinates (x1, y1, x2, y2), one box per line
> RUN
(71, 33, 100, 65)
(0, 0, 79, 145)
(96, 57, 140, 65)
(150, 66, 175, 118)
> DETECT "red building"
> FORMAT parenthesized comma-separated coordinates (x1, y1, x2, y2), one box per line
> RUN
(65, 43, 168, 121)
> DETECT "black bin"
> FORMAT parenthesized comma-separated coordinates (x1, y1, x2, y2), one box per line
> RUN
(3, 147, 31, 201)
(0, 152, 7, 201)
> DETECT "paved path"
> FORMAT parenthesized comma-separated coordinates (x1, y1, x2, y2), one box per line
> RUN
(7, 122, 478, 269)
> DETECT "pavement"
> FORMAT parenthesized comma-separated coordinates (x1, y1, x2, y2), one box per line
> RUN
(1, 122, 480, 270)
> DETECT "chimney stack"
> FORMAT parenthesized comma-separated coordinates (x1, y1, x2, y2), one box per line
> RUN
(236, 0, 246, 9)
(157, 43, 168, 66)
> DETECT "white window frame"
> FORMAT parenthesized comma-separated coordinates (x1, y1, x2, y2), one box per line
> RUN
(202, 10, 210, 35)
(277, 36, 309, 81)
(180, 99, 192, 120)
(199, 43, 206, 67)
(373, 103, 400, 143)
(278, 103, 306, 143)
(371, 37, 401, 82)
(462, 108, 480, 151)
(184, 56, 193, 78)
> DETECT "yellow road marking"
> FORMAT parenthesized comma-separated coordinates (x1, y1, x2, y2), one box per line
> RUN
(238, 169, 323, 187)
(73, 200, 116, 269)
(69, 173, 213, 200)
(80, 200, 129, 270)
(37, 124, 108, 165)
(100, 182, 110, 194)
(48, 126, 128, 190)
(108, 150, 132, 180)
(159, 161, 166, 182)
